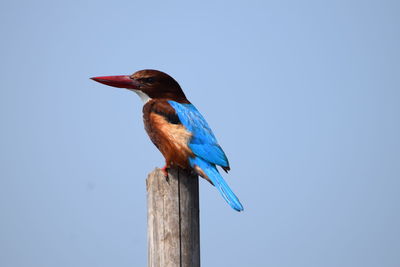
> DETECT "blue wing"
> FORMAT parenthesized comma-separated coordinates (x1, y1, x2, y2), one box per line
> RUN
(168, 101, 243, 212)
(168, 101, 229, 168)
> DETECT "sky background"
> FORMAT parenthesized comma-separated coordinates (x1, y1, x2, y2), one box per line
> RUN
(1, 0, 399, 266)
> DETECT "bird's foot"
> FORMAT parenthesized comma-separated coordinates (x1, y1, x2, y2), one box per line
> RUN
(161, 165, 169, 181)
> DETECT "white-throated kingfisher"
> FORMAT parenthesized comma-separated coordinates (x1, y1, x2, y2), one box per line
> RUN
(91, 70, 243, 211)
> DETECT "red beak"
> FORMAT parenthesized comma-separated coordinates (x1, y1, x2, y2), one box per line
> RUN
(90, 75, 141, 89)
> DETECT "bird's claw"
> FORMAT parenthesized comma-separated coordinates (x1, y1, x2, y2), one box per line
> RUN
(161, 165, 169, 181)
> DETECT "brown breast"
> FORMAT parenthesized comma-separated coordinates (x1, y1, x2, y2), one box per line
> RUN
(143, 100, 193, 169)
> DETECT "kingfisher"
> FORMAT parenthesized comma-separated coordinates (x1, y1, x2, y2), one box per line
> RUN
(91, 70, 243, 211)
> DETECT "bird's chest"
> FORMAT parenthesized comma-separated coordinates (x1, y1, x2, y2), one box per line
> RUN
(142, 102, 193, 167)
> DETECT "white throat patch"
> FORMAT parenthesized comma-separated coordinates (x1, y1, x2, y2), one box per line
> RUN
(132, 89, 151, 103)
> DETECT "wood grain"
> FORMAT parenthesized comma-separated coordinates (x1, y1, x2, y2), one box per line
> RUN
(147, 167, 200, 267)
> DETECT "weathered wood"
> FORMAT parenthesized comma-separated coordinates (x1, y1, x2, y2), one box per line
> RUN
(147, 167, 200, 267)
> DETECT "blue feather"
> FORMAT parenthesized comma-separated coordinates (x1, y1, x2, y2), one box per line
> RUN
(168, 101, 243, 211)
(168, 101, 229, 168)
(189, 157, 243, 211)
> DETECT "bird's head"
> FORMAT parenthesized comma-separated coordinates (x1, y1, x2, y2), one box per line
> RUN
(91, 69, 189, 103)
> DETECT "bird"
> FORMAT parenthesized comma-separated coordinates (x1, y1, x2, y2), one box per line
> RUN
(91, 69, 243, 211)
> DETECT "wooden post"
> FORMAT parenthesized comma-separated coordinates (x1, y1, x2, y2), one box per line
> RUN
(147, 167, 200, 267)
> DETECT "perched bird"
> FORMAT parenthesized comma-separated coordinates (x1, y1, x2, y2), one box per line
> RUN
(91, 70, 243, 211)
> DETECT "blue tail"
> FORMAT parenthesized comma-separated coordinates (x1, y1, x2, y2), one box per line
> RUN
(189, 157, 244, 212)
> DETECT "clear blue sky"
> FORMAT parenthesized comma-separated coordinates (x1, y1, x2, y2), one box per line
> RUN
(1, 0, 399, 266)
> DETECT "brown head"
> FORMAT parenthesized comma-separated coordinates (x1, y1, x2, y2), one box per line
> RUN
(91, 69, 189, 103)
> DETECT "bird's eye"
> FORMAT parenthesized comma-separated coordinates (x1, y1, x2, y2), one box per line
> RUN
(140, 77, 155, 84)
